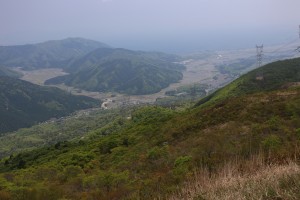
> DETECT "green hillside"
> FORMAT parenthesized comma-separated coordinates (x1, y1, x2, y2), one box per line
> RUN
(45, 48, 184, 95)
(0, 66, 21, 78)
(196, 57, 300, 107)
(0, 38, 109, 70)
(0, 108, 123, 158)
(0, 58, 300, 199)
(0, 77, 99, 134)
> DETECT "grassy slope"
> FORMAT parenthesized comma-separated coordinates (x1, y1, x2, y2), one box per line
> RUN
(0, 77, 99, 134)
(196, 57, 300, 107)
(0, 58, 300, 199)
(171, 157, 300, 200)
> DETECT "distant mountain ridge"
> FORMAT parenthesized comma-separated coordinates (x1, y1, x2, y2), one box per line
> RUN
(0, 38, 110, 70)
(0, 38, 184, 95)
(45, 48, 184, 95)
(0, 76, 99, 134)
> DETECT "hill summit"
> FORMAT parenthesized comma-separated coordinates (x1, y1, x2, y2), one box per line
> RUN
(45, 48, 184, 95)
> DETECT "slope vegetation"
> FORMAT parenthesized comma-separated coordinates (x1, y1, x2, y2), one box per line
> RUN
(0, 38, 109, 70)
(45, 48, 184, 95)
(0, 58, 300, 199)
(196, 57, 300, 107)
(0, 108, 123, 158)
(0, 77, 99, 134)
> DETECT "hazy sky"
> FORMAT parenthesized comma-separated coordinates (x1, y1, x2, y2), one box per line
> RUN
(1, 0, 300, 53)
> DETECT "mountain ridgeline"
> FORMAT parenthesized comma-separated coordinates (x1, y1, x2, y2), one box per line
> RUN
(196, 57, 300, 107)
(0, 57, 300, 199)
(0, 38, 109, 70)
(45, 48, 185, 95)
(0, 77, 99, 134)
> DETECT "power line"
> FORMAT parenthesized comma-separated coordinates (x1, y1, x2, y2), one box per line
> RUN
(256, 26, 300, 65)
(265, 38, 298, 54)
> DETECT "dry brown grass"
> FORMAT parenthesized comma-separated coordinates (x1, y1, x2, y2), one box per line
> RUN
(168, 155, 300, 200)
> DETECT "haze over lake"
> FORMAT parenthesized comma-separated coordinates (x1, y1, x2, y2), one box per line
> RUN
(1, 0, 300, 53)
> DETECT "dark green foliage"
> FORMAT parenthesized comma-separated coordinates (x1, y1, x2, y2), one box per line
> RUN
(0, 38, 109, 70)
(0, 66, 21, 78)
(0, 108, 130, 159)
(0, 77, 98, 134)
(45, 48, 184, 95)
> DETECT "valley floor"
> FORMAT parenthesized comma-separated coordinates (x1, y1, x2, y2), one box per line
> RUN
(13, 56, 233, 108)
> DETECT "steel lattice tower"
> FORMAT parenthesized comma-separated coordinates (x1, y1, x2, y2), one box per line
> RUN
(256, 45, 263, 67)
(297, 25, 300, 52)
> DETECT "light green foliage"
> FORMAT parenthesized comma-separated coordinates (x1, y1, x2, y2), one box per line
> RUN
(173, 156, 192, 177)
(262, 135, 281, 151)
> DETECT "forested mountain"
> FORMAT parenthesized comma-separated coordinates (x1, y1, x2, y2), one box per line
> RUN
(0, 58, 300, 199)
(45, 48, 184, 95)
(0, 77, 99, 134)
(0, 38, 109, 70)
(0, 38, 183, 95)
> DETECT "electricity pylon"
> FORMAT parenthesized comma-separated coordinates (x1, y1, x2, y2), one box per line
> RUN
(256, 45, 263, 67)
(296, 25, 300, 52)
